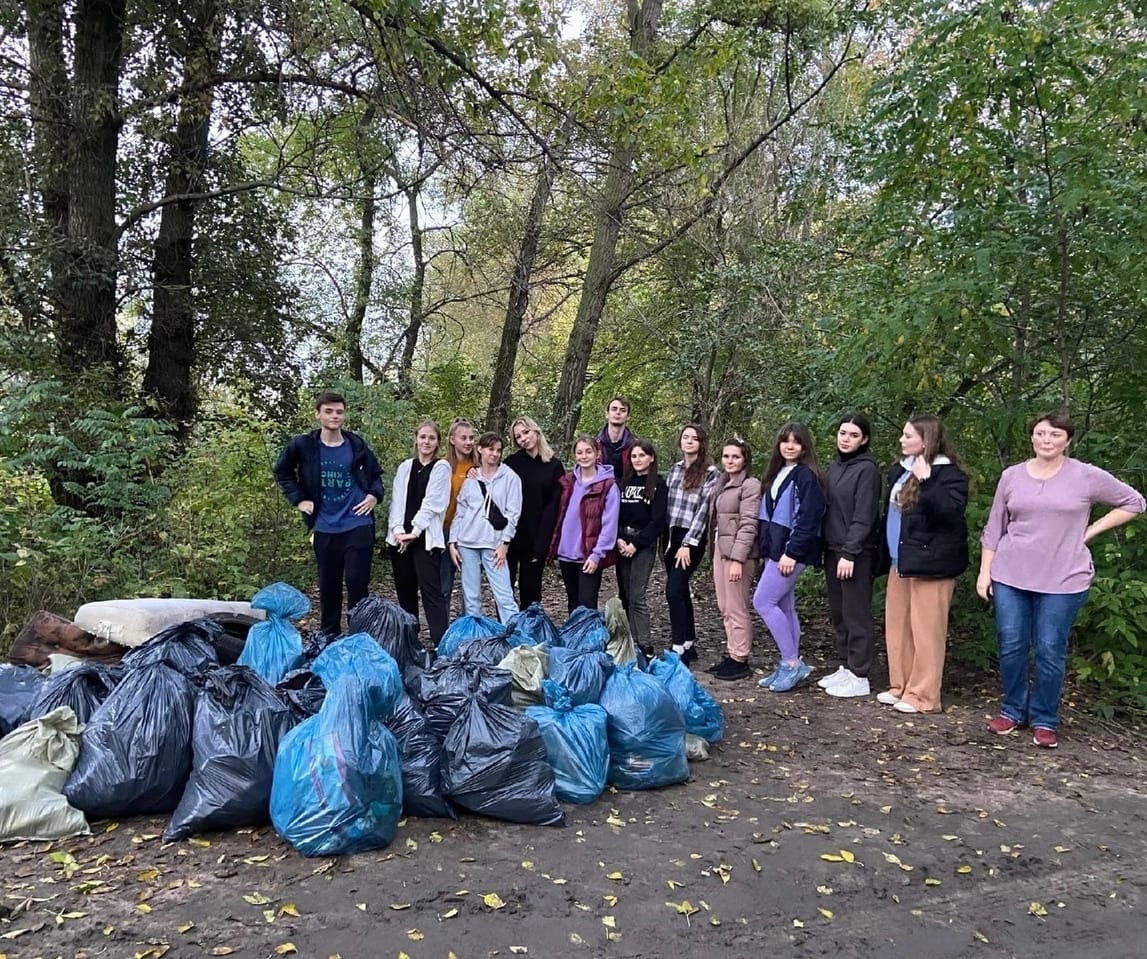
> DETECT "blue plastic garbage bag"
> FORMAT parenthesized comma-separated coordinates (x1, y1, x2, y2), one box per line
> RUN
(525, 680, 608, 804)
(165, 665, 295, 840)
(598, 662, 688, 790)
(556, 607, 608, 652)
(443, 698, 564, 826)
(270, 636, 404, 856)
(0, 665, 46, 738)
(29, 663, 122, 726)
(237, 582, 308, 686)
(647, 651, 725, 743)
(348, 594, 429, 670)
(64, 663, 195, 817)
(507, 603, 559, 648)
(386, 693, 455, 819)
(121, 618, 221, 678)
(547, 645, 613, 706)
(436, 615, 506, 659)
(408, 660, 513, 742)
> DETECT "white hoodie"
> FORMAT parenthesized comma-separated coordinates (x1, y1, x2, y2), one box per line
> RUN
(449, 462, 523, 548)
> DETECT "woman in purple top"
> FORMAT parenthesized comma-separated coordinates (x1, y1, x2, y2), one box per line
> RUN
(977, 412, 1144, 748)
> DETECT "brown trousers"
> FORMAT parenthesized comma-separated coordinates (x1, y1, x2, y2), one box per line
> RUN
(883, 570, 956, 712)
(713, 554, 758, 661)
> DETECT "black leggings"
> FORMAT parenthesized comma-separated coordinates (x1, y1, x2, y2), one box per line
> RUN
(664, 526, 705, 646)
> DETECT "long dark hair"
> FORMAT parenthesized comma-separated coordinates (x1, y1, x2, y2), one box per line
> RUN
(622, 438, 660, 501)
(836, 412, 872, 455)
(679, 423, 712, 491)
(762, 422, 824, 488)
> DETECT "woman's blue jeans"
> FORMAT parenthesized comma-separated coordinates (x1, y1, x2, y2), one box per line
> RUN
(993, 581, 1089, 731)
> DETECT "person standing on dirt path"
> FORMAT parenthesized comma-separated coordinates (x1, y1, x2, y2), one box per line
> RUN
(274, 391, 385, 635)
(597, 396, 636, 476)
(819, 413, 882, 699)
(977, 411, 1144, 749)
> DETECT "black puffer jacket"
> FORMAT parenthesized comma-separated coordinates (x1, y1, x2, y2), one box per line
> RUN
(885, 461, 969, 578)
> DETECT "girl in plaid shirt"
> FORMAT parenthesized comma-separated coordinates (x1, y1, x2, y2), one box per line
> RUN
(664, 424, 719, 665)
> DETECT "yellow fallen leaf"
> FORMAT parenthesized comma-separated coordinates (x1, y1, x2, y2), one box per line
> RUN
(103, 925, 114, 936)
(136, 904, 152, 914)
(137, 868, 160, 882)
(973, 931, 990, 943)
(840, 850, 855, 864)
(1054, 845, 1072, 854)
(925, 878, 942, 887)
(666, 900, 698, 917)
(1029, 902, 1048, 918)
(819, 908, 834, 919)
(406, 929, 424, 941)
(883, 853, 901, 865)
(211, 949, 234, 957)
(243, 893, 271, 905)
(602, 895, 618, 907)
(569, 934, 584, 944)
(263, 909, 276, 923)
(429, 832, 443, 843)
(274, 946, 297, 956)
(816, 885, 833, 894)
(178, 922, 194, 934)
(521, 860, 535, 870)
(510, 948, 528, 955)
(551, 878, 567, 885)
(709, 915, 721, 926)
(279, 904, 301, 917)
(188, 838, 211, 847)
(820, 854, 844, 862)
(602, 916, 616, 929)
(354, 903, 366, 911)
(957, 865, 972, 874)
(792, 918, 805, 928)
(751, 858, 762, 873)
(390, 903, 411, 911)
(441, 908, 458, 919)
(667, 879, 684, 889)
(942, 834, 959, 841)
(910, 909, 923, 917)
(606, 871, 624, 881)
(483, 893, 505, 910)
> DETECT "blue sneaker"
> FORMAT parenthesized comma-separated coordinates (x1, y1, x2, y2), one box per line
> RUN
(770, 659, 812, 693)
(757, 666, 781, 689)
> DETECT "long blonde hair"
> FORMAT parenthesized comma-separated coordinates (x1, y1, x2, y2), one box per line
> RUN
(446, 417, 479, 468)
(510, 415, 555, 463)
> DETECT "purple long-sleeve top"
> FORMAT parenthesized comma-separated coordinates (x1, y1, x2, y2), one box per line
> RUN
(981, 457, 1144, 594)
(556, 464, 620, 564)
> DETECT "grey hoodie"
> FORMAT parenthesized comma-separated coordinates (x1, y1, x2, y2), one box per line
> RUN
(449, 462, 523, 548)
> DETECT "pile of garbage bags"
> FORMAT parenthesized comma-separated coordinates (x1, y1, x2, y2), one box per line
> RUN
(0, 589, 724, 854)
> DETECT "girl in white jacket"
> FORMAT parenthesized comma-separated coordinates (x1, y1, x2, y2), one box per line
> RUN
(387, 420, 452, 643)
(449, 432, 523, 622)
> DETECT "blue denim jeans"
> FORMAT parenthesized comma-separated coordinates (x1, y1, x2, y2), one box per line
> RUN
(993, 581, 1089, 731)
(458, 546, 519, 623)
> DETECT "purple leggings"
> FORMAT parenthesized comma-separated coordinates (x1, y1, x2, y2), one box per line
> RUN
(753, 559, 806, 661)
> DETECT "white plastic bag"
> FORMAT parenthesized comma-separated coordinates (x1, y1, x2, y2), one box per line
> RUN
(0, 707, 89, 841)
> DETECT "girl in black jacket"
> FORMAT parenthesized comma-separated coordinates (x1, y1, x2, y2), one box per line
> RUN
(879, 414, 969, 714)
(819, 413, 882, 698)
(615, 439, 668, 656)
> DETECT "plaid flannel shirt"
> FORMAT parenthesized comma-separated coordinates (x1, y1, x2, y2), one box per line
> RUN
(666, 462, 719, 546)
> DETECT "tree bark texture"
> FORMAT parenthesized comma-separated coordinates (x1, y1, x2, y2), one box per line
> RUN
(398, 183, 425, 395)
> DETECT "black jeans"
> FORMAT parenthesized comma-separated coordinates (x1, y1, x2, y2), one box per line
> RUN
(559, 560, 603, 613)
(313, 523, 375, 634)
(390, 538, 449, 644)
(823, 548, 876, 678)
(664, 526, 705, 647)
(508, 548, 547, 609)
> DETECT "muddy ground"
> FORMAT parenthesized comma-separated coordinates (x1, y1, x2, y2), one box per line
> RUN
(3, 568, 1145, 959)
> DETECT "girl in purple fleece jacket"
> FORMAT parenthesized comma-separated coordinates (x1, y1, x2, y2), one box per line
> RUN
(549, 436, 620, 612)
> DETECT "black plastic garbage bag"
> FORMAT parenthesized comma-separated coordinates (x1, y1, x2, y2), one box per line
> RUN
(507, 602, 560, 648)
(436, 615, 505, 658)
(547, 646, 613, 706)
(410, 660, 513, 742)
(121, 618, 221, 679)
(301, 628, 340, 662)
(348, 595, 429, 670)
(442, 698, 564, 826)
(276, 669, 326, 721)
(28, 663, 122, 726)
(386, 693, 455, 819)
(556, 607, 609, 652)
(64, 663, 195, 818)
(0, 665, 45, 738)
(165, 666, 295, 840)
(450, 634, 513, 668)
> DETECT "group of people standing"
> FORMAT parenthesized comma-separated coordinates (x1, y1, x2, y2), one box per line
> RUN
(275, 393, 1143, 749)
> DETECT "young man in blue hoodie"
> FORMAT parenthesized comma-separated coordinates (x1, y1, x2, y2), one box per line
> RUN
(273, 392, 385, 634)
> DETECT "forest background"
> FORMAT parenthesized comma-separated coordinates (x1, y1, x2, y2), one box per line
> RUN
(1, 0, 1144, 713)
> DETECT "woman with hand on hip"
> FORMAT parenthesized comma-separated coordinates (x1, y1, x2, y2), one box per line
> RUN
(448, 432, 523, 623)
(664, 424, 720, 666)
(706, 438, 762, 682)
(549, 435, 620, 612)
(754, 423, 826, 693)
(978, 412, 1143, 748)
(505, 416, 565, 608)
(880, 415, 968, 714)
(615, 439, 668, 657)
(387, 420, 453, 644)
(820, 413, 882, 698)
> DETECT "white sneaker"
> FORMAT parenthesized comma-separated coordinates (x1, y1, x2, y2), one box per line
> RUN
(817, 666, 850, 689)
(893, 700, 918, 713)
(825, 674, 871, 698)
(876, 691, 901, 705)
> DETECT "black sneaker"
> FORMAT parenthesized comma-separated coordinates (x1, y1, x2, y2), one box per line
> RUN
(714, 659, 751, 681)
(679, 645, 698, 667)
(707, 656, 733, 674)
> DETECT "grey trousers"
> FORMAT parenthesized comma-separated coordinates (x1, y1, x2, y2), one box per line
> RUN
(617, 546, 656, 649)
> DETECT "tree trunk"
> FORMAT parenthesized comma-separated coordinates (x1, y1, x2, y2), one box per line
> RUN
(346, 173, 377, 383)
(56, 0, 127, 380)
(551, 0, 662, 452)
(484, 149, 560, 434)
(143, 0, 222, 436)
(397, 183, 425, 395)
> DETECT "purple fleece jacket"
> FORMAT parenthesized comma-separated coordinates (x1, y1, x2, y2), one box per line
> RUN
(556, 464, 620, 564)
